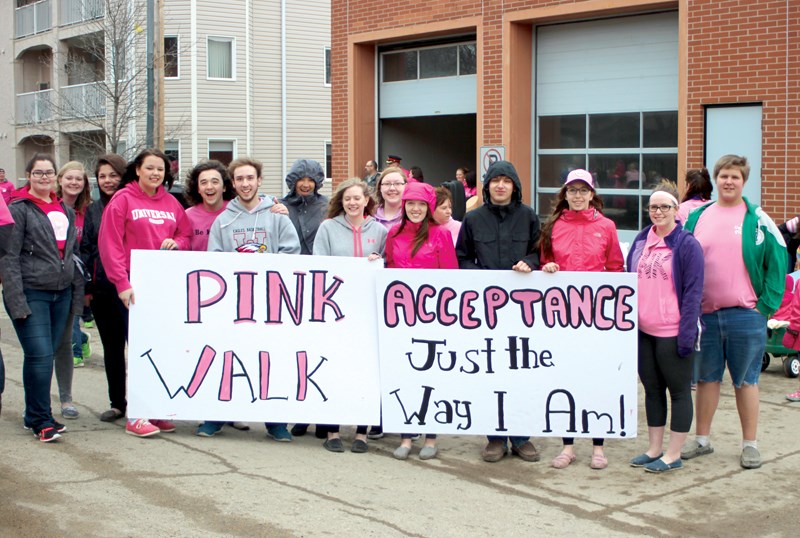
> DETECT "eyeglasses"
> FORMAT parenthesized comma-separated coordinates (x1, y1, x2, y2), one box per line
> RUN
(566, 187, 590, 196)
(648, 204, 675, 213)
(31, 169, 56, 179)
(382, 181, 405, 189)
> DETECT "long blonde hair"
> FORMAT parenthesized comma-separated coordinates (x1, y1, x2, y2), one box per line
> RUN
(56, 161, 92, 213)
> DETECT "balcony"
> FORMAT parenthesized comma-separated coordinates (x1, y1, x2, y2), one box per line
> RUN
(61, 81, 106, 119)
(60, 0, 104, 26)
(15, 0, 52, 38)
(16, 89, 54, 124)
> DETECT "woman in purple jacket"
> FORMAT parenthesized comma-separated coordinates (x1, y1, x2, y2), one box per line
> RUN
(626, 183, 704, 473)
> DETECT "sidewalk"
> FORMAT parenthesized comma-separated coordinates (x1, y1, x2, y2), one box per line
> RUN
(1, 312, 798, 537)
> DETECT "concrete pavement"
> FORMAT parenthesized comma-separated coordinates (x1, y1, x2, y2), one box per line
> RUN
(1, 313, 798, 537)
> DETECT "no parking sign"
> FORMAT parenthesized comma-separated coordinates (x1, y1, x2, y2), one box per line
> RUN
(480, 146, 505, 181)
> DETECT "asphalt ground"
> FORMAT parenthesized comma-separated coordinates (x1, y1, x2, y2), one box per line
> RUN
(0, 310, 798, 537)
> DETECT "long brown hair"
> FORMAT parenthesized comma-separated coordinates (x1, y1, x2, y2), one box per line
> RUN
(538, 183, 605, 260)
(391, 200, 436, 258)
(326, 178, 375, 219)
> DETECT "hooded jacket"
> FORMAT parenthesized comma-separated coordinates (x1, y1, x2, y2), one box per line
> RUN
(684, 197, 786, 317)
(207, 195, 300, 254)
(627, 223, 705, 357)
(540, 208, 624, 272)
(98, 181, 192, 294)
(386, 220, 458, 269)
(81, 189, 113, 295)
(280, 159, 329, 255)
(0, 190, 84, 319)
(456, 160, 540, 270)
(313, 214, 387, 257)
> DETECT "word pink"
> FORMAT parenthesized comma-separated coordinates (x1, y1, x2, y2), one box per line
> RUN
(185, 269, 345, 325)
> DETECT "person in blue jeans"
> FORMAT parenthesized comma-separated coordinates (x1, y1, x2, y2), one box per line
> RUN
(0, 153, 84, 442)
(456, 160, 542, 463)
(196, 157, 299, 441)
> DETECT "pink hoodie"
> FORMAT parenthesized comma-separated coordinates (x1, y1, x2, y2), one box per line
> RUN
(385, 221, 458, 269)
(99, 181, 192, 294)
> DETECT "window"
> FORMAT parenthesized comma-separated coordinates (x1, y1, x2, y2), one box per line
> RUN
(164, 140, 180, 176)
(381, 42, 477, 83)
(536, 111, 678, 232)
(324, 47, 331, 86)
(164, 36, 179, 78)
(325, 142, 332, 179)
(208, 140, 235, 166)
(207, 37, 234, 80)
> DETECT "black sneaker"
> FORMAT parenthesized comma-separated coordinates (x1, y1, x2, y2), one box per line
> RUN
(25, 420, 67, 433)
(367, 426, 384, 440)
(35, 426, 61, 443)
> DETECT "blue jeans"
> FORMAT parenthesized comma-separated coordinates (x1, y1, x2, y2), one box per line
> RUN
(8, 288, 72, 431)
(71, 316, 88, 358)
(487, 435, 530, 447)
(698, 307, 766, 387)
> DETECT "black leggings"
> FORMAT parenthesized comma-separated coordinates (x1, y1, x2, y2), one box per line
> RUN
(327, 425, 368, 435)
(91, 289, 129, 413)
(638, 331, 694, 433)
(563, 438, 604, 446)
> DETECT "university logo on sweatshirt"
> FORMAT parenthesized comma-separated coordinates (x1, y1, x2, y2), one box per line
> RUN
(131, 208, 177, 225)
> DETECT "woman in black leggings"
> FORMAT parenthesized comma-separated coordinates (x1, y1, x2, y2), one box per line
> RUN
(626, 183, 704, 473)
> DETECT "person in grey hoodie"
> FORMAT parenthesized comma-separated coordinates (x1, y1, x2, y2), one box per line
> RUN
(199, 157, 300, 441)
(281, 159, 329, 255)
(312, 177, 386, 453)
(207, 158, 301, 255)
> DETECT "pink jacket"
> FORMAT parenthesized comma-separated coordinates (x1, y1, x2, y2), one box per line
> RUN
(540, 208, 624, 272)
(99, 181, 192, 294)
(386, 220, 458, 269)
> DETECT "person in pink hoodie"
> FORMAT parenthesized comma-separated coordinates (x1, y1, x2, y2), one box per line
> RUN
(385, 181, 458, 461)
(98, 148, 192, 438)
(539, 168, 624, 470)
(183, 160, 235, 252)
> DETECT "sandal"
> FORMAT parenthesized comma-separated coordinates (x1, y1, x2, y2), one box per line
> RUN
(551, 452, 576, 469)
(590, 453, 608, 470)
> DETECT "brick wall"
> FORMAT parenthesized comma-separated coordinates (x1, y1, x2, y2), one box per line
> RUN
(333, 0, 799, 221)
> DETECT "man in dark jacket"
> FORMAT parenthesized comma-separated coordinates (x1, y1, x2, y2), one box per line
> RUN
(280, 159, 329, 255)
(456, 160, 541, 463)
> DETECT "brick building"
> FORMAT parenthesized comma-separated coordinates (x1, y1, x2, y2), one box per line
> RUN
(331, 0, 799, 241)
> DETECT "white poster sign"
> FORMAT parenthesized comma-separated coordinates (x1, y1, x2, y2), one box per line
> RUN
(128, 250, 382, 425)
(377, 269, 638, 437)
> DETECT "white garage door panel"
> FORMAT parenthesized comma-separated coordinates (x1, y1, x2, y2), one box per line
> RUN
(537, 12, 678, 115)
(380, 75, 477, 118)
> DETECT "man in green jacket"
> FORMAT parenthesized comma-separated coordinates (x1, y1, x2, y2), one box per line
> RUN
(681, 154, 786, 470)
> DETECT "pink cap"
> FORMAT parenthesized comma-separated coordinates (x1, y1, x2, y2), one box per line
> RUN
(402, 182, 437, 216)
(565, 169, 595, 190)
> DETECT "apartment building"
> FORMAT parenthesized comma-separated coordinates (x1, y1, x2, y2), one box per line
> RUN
(332, 0, 800, 240)
(2, 0, 331, 196)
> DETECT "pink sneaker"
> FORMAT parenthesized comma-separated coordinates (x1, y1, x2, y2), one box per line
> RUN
(786, 390, 800, 402)
(126, 418, 161, 437)
(149, 419, 176, 433)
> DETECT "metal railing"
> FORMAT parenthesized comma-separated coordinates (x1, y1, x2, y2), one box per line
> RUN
(60, 0, 104, 26)
(15, 0, 52, 38)
(15, 89, 54, 123)
(61, 81, 106, 118)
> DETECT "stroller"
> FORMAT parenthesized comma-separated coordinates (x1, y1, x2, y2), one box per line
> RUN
(763, 271, 800, 378)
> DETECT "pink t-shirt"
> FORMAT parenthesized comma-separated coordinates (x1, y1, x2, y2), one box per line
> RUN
(186, 203, 228, 251)
(676, 198, 707, 224)
(637, 227, 680, 337)
(693, 202, 757, 313)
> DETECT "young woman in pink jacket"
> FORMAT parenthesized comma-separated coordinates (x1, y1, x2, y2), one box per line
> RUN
(98, 148, 192, 438)
(385, 182, 458, 460)
(539, 169, 624, 470)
